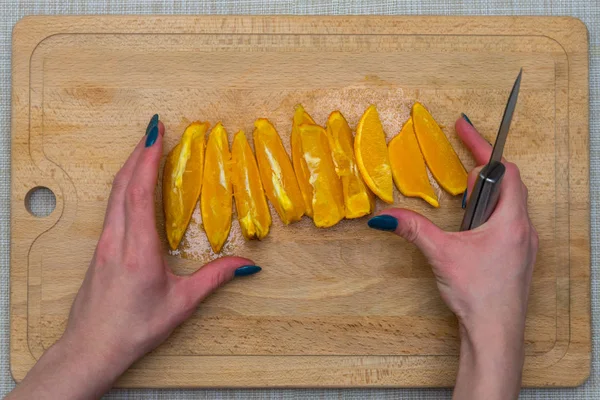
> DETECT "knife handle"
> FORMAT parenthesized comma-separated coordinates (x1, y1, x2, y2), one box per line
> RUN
(460, 161, 506, 231)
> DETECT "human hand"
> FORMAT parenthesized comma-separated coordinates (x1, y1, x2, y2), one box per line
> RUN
(8, 115, 260, 400)
(367, 115, 538, 400)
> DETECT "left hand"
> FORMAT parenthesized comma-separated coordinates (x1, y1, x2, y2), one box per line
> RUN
(8, 116, 259, 400)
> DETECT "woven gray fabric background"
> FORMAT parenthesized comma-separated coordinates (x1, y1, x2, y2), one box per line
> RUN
(1, 0, 597, 398)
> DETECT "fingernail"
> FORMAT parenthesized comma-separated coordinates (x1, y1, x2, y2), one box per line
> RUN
(146, 114, 159, 136)
(145, 125, 159, 147)
(234, 265, 262, 277)
(462, 190, 468, 209)
(367, 215, 398, 232)
(461, 113, 473, 127)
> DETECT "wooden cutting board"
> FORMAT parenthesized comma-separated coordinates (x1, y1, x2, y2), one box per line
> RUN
(11, 15, 590, 387)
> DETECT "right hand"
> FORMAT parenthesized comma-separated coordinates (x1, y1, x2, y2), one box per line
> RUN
(368, 116, 538, 399)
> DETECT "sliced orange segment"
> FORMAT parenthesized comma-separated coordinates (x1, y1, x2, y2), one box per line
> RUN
(325, 111, 374, 218)
(389, 117, 439, 207)
(291, 104, 317, 218)
(163, 121, 209, 250)
(354, 105, 394, 204)
(411, 102, 467, 195)
(201, 122, 232, 253)
(298, 124, 345, 228)
(253, 118, 305, 224)
(231, 130, 272, 240)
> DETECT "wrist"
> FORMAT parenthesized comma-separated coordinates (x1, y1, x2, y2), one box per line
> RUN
(459, 324, 524, 370)
(48, 333, 126, 396)
(459, 305, 526, 359)
(7, 334, 125, 400)
(454, 320, 525, 400)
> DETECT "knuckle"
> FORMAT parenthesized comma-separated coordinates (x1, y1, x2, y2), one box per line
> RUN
(95, 242, 112, 266)
(505, 161, 519, 172)
(399, 218, 420, 244)
(126, 184, 149, 208)
(508, 219, 535, 244)
(505, 162, 522, 179)
(208, 268, 230, 290)
(139, 149, 160, 171)
(171, 290, 195, 318)
(112, 170, 128, 190)
(122, 253, 141, 272)
(96, 234, 111, 253)
(512, 223, 529, 242)
(95, 232, 118, 265)
(468, 167, 482, 180)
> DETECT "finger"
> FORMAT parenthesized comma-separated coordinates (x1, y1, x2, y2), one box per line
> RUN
(489, 163, 529, 220)
(467, 166, 483, 192)
(368, 209, 447, 260)
(455, 116, 493, 165)
(461, 165, 484, 208)
(177, 256, 257, 310)
(103, 122, 154, 229)
(124, 121, 165, 234)
(463, 162, 528, 225)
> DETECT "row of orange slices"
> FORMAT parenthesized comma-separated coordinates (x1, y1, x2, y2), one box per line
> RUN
(163, 103, 468, 253)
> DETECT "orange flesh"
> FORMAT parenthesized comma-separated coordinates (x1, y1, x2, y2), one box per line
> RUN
(326, 111, 374, 218)
(389, 117, 439, 207)
(253, 118, 305, 224)
(412, 102, 467, 196)
(291, 104, 317, 218)
(354, 105, 394, 204)
(231, 130, 272, 239)
(163, 121, 209, 250)
(299, 123, 345, 227)
(201, 123, 232, 253)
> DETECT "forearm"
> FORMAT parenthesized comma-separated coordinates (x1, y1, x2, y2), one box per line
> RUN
(453, 322, 525, 400)
(7, 335, 125, 400)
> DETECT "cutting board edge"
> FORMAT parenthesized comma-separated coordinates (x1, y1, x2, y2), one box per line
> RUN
(9, 15, 590, 388)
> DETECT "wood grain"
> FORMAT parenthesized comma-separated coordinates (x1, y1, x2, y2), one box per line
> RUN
(10, 16, 590, 387)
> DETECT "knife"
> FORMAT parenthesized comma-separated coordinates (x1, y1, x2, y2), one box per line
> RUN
(460, 69, 522, 231)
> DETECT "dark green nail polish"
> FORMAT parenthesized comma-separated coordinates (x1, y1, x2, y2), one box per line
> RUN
(145, 125, 159, 147)
(234, 265, 262, 277)
(462, 190, 468, 209)
(146, 114, 159, 136)
(367, 215, 398, 232)
(461, 113, 473, 127)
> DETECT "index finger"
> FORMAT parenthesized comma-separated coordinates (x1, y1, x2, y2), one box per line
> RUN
(455, 116, 493, 165)
(103, 116, 159, 230)
(124, 120, 165, 229)
(489, 163, 529, 220)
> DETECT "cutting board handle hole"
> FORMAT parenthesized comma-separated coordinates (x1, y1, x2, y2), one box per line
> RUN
(25, 186, 56, 217)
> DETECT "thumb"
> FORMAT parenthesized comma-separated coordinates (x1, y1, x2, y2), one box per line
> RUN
(178, 256, 259, 309)
(368, 208, 447, 259)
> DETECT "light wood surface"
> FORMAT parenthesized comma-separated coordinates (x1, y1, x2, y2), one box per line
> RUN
(10, 16, 590, 387)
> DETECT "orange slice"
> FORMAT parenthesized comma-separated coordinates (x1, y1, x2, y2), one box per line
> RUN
(354, 105, 394, 203)
(298, 124, 345, 227)
(411, 102, 467, 195)
(201, 122, 232, 253)
(325, 111, 374, 218)
(389, 117, 439, 207)
(253, 118, 305, 224)
(231, 130, 272, 240)
(291, 104, 317, 217)
(163, 121, 209, 250)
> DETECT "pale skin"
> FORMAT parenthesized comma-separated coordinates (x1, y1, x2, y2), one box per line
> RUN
(7, 116, 538, 400)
